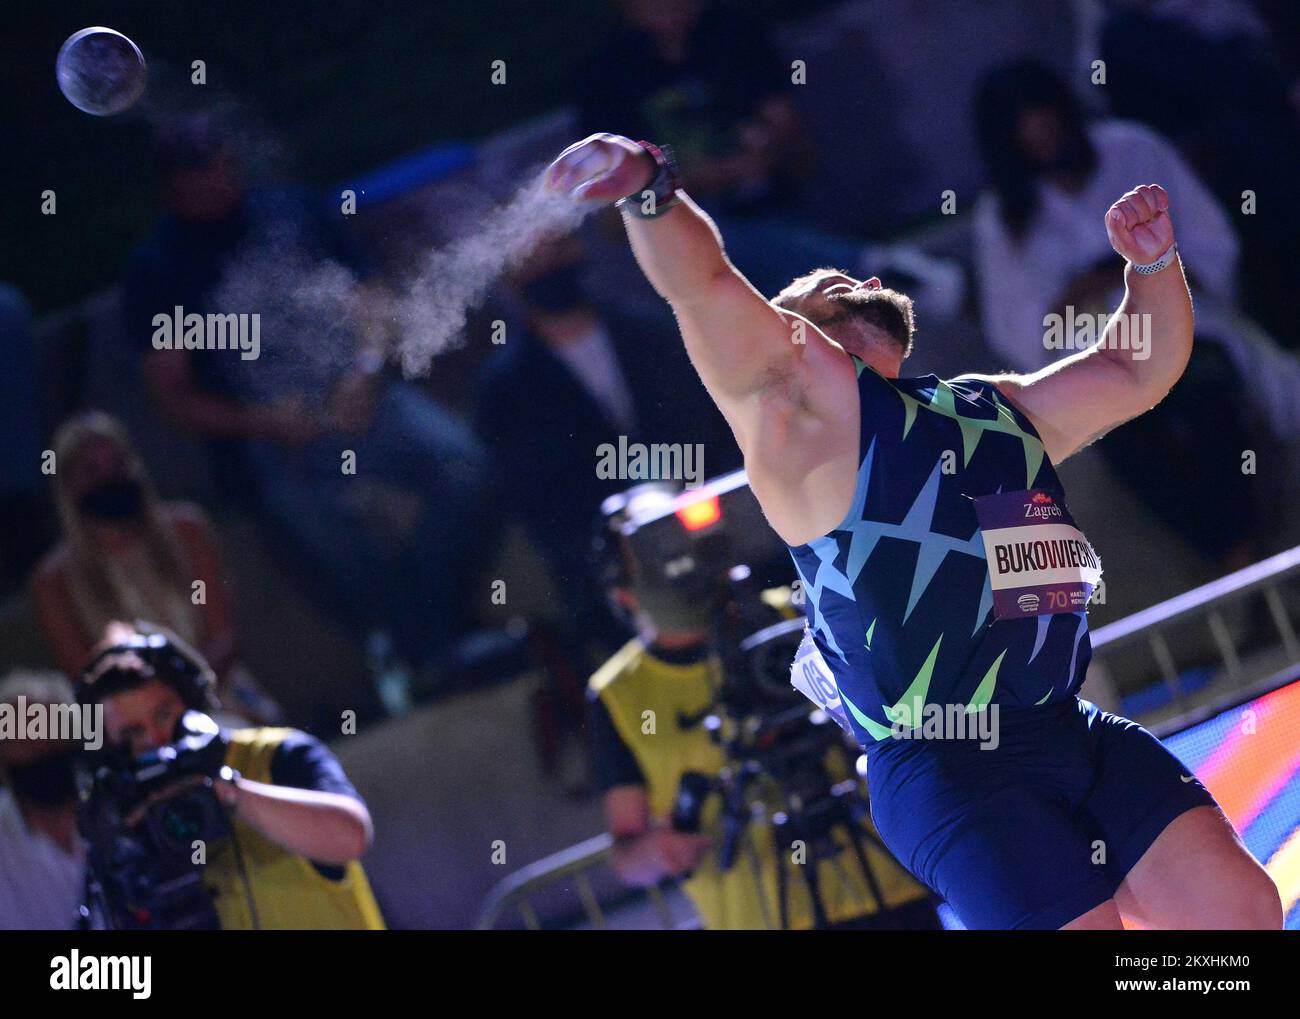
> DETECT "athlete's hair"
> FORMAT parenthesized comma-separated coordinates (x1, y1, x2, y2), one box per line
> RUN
(772, 268, 916, 358)
(973, 59, 1097, 241)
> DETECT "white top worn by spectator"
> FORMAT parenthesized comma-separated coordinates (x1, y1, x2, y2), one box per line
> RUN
(974, 119, 1239, 373)
(0, 786, 85, 929)
(974, 119, 1300, 436)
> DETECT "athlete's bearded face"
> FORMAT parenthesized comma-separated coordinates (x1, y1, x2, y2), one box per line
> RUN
(775, 271, 912, 361)
(777, 272, 878, 339)
(805, 274, 885, 337)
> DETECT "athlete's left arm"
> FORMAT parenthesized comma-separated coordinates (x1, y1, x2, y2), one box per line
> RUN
(974, 184, 1194, 464)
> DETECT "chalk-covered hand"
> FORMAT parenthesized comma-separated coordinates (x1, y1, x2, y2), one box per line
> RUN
(544, 133, 654, 204)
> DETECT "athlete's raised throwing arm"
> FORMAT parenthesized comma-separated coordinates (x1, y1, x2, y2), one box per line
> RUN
(545, 136, 811, 424)
(545, 133, 865, 544)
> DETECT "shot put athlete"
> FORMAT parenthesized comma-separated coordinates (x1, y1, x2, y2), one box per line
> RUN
(544, 134, 1282, 930)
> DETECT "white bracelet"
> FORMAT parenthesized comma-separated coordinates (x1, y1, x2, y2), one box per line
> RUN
(1132, 244, 1176, 275)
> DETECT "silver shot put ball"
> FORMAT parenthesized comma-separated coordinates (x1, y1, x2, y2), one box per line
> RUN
(56, 27, 147, 116)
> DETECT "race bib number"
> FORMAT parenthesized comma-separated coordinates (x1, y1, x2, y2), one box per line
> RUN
(973, 489, 1102, 620)
(789, 629, 852, 733)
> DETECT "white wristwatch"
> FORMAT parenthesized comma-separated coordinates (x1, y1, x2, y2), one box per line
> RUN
(1132, 244, 1177, 276)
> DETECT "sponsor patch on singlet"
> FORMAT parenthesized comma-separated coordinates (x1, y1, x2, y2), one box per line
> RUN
(972, 489, 1102, 620)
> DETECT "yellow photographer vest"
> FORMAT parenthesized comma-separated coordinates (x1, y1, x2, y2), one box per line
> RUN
(590, 640, 928, 929)
(204, 728, 386, 930)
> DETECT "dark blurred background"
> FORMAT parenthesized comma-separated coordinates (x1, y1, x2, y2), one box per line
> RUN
(3, 0, 1300, 928)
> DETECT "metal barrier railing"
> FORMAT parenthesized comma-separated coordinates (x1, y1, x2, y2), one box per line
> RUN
(475, 833, 682, 931)
(476, 546, 1300, 930)
(1088, 545, 1300, 711)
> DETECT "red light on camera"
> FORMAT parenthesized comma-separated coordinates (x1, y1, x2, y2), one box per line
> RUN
(676, 494, 721, 531)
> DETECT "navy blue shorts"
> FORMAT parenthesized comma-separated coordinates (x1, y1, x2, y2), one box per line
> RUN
(865, 697, 1218, 930)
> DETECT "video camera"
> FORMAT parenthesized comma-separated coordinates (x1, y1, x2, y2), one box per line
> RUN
(76, 710, 233, 930)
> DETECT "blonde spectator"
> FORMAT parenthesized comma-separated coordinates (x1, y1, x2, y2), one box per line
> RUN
(31, 411, 278, 723)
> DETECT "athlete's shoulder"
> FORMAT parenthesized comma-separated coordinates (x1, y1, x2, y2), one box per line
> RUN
(945, 373, 1002, 401)
(948, 373, 1043, 432)
(946, 372, 1017, 406)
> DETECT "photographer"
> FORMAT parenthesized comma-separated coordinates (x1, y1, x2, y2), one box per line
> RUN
(586, 486, 937, 929)
(76, 623, 384, 929)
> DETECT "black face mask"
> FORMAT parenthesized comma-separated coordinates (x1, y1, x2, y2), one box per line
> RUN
(8, 750, 79, 807)
(78, 477, 145, 522)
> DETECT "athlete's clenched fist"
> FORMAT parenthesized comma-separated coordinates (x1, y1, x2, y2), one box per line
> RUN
(544, 132, 654, 204)
(1105, 183, 1174, 265)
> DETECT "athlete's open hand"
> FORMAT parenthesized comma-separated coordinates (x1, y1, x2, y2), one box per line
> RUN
(1105, 183, 1174, 265)
(544, 133, 654, 204)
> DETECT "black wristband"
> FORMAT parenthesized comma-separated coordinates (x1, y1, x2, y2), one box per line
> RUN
(615, 140, 680, 218)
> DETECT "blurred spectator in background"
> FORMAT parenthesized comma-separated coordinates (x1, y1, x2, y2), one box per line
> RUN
(1254, 0, 1300, 89)
(31, 412, 278, 724)
(119, 112, 489, 683)
(578, 0, 964, 310)
(972, 58, 1300, 572)
(0, 670, 85, 929)
(973, 59, 1239, 367)
(579, 0, 811, 214)
(0, 285, 51, 596)
(1099, 0, 1300, 344)
(475, 243, 741, 667)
